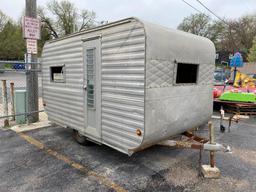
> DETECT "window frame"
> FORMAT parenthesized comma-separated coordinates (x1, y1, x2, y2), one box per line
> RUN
(50, 65, 66, 83)
(174, 62, 199, 85)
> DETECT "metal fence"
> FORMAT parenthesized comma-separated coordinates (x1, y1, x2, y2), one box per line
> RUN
(0, 59, 47, 127)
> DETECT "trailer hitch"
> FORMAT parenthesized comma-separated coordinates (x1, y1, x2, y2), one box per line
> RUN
(158, 122, 231, 178)
(157, 138, 231, 153)
(203, 143, 231, 153)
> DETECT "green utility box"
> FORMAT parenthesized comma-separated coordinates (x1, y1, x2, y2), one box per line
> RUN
(15, 90, 27, 124)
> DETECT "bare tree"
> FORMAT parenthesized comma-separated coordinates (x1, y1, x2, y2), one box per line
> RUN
(178, 13, 256, 53)
(38, 7, 59, 38)
(38, 0, 96, 38)
(79, 10, 96, 31)
(47, 0, 77, 35)
(248, 37, 256, 62)
(178, 13, 212, 37)
(230, 15, 256, 52)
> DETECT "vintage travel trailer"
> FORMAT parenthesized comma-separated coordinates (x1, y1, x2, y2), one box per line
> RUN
(42, 17, 215, 155)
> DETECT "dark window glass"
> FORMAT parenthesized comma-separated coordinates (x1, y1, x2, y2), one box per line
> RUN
(50, 66, 65, 82)
(176, 63, 198, 84)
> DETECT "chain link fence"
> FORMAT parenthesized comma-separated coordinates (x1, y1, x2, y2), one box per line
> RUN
(0, 60, 47, 127)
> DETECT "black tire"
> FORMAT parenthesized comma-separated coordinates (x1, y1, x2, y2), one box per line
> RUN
(73, 130, 90, 146)
(220, 125, 226, 133)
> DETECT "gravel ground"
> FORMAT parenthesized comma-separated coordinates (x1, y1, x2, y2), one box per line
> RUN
(0, 116, 255, 192)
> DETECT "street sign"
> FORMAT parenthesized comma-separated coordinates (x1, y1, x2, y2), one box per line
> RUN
(26, 39, 38, 54)
(23, 16, 41, 40)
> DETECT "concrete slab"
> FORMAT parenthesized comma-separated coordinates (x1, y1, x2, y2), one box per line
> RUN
(10, 120, 51, 133)
(201, 165, 221, 178)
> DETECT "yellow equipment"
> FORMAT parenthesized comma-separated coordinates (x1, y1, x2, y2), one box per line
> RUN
(233, 70, 256, 88)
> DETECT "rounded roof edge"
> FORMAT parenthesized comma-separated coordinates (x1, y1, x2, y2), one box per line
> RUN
(140, 19, 214, 46)
(140, 19, 215, 63)
(46, 16, 214, 48)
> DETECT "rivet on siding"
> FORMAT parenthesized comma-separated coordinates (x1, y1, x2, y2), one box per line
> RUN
(136, 129, 142, 136)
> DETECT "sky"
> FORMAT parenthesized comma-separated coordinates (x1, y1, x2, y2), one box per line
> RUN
(1, 0, 256, 28)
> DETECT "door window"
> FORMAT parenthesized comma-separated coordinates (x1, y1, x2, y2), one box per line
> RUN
(86, 48, 95, 108)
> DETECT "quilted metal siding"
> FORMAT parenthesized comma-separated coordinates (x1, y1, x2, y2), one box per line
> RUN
(198, 64, 215, 85)
(146, 60, 174, 88)
(141, 21, 215, 147)
(100, 22, 145, 153)
(42, 37, 85, 131)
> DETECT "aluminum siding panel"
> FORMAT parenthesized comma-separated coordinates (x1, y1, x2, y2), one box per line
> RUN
(100, 21, 145, 153)
(42, 19, 145, 154)
(42, 36, 85, 132)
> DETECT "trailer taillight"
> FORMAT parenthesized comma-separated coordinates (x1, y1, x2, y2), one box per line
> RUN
(136, 129, 142, 136)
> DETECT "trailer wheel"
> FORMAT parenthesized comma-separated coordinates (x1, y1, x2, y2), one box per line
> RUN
(73, 130, 90, 146)
(220, 125, 226, 133)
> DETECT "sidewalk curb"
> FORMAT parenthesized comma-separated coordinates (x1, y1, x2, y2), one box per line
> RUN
(10, 121, 51, 133)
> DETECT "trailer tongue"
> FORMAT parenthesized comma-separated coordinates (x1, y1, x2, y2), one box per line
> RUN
(158, 122, 231, 178)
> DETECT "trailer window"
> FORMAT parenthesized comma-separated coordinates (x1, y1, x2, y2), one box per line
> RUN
(176, 63, 198, 84)
(50, 66, 65, 83)
(87, 48, 95, 108)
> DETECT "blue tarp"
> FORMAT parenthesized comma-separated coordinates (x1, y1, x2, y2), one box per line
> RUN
(230, 52, 244, 67)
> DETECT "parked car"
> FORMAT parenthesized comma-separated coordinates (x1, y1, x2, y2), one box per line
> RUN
(214, 68, 232, 85)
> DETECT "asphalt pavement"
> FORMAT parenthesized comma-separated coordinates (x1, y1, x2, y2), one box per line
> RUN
(0, 117, 256, 192)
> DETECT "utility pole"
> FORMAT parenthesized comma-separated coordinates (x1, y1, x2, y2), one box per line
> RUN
(25, 0, 39, 123)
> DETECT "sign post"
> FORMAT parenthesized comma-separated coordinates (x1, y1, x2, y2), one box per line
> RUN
(24, 0, 39, 123)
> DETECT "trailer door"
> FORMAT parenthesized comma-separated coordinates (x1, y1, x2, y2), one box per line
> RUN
(83, 38, 101, 140)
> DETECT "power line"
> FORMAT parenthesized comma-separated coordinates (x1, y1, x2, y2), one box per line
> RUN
(181, 0, 216, 20)
(195, 0, 229, 25)
(181, 0, 229, 26)
(181, 0, 202, 14)
(194, 0, 237, 50)
(181, 0, 238, 51)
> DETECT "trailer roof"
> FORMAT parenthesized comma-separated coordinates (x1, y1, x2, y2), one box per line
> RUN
(47, 17, 212, 47)
(47, 17, 137, 43)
